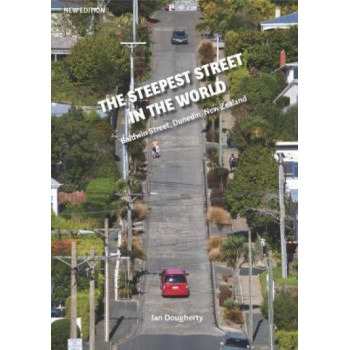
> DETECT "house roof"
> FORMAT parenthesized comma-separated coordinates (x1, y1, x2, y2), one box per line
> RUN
(52, 1, 86, 9)
(51, 178, 61, 188)
(51, 36, 81, 50)
(261, 12, 298, 25)
(274, 80, 298, 103)
(273, 62, 298, 74)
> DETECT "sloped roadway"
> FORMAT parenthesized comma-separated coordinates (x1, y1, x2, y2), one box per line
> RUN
(119, 9, 224, 350)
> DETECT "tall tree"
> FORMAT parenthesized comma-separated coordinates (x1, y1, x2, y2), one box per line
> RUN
(220, 235, 249, 301)
(51, 108, 118, 188)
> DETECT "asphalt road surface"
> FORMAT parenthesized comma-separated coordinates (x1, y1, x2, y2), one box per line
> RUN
(120, 9, 223, 350)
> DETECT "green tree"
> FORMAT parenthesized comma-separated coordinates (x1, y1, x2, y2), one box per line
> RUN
(220, 235, 249, 301)
(224, 27, 298, 73)
(51, 319, 81, 350)
(274, 290, 298, 331)
(224, 146, 279, 230)
(108, 0, 163, 18)
(65, 33, 130, 96)
(51, 108, 117, 188)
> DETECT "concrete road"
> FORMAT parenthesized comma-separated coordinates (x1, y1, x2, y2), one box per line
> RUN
(120, 9, 224, 349)
(140, 9, 221, 336)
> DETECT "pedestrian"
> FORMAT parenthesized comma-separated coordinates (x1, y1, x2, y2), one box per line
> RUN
(151, 139, 159, 159)
(155, 143, 160, 158)
(229, 154, 237, 171)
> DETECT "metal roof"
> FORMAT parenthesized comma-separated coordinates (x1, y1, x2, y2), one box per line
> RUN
(51, 36, 81, 50)
(52, 1, 86, 9)
(261, 12, 298, 25)
(51, 178, 61, 188)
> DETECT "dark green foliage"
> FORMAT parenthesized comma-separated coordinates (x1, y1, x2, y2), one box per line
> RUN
(51, 108, 118, 189)
(65, 33, 130, 95)
(274, 290, 298, 331)
(224, 146, 278, 225)
(51, 318, 81, 350)
(225, 27, 298, 73)
(108, 0, 163, 18)
(229, 72, 297, 150)
(234, 72, 286, 108)
(51, 259, 71, 301)
(214, 167, 229, 181)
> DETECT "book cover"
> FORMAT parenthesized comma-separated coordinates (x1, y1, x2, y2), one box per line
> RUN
(51, 1, 298, 349)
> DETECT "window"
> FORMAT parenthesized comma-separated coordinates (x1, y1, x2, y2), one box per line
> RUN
(294, 67, 298, 79)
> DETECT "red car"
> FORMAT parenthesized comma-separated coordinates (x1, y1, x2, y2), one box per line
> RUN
(164, 3, 170, 11)
(159, 268, 190, 297)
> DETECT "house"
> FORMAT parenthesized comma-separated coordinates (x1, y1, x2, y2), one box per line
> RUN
(51, 36, 82, 61)
(273, 50, 298, 108)
(51, 178, 62, 215)
(260, 11, 298, 32)
(275, 142, 298, 241)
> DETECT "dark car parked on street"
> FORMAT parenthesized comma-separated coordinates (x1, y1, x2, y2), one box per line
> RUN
(220, 332, 251, 349)
(171, 30, 188, 44)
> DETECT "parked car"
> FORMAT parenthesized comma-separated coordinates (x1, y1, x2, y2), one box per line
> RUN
(164, 3, 170, 11)
(220, 332, 251, 349)
(159, 268, 189, 297)
(171, 30, 188, 44)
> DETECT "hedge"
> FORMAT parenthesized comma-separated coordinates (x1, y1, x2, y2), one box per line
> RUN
(65, 290, 102, 341)
(51, 318, 81, 350)
(275, 331, 298, 350)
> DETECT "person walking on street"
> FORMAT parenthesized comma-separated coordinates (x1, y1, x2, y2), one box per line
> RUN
(229, 153, 237, 171)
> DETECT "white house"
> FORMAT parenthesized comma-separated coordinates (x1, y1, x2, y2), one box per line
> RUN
(275, 142, 298, 241)
(51, 178, 62, 215)
(273, 51, 298, 108)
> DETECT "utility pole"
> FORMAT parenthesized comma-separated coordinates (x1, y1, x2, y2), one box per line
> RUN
(278, 153, 288, 278)
(71, 240, 78, 339)
(248, 230, 253, 344)
(216, 35, 222, 167)
(267, 250, 275, 350)
(104, 218, 110, 344)
(88, 246, 96, 350)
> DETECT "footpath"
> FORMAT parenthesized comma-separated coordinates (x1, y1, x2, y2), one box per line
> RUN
(205, 47, 271, 349)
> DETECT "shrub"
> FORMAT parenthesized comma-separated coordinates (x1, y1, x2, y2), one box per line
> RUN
(207, 170, 221, 188)
(207, 235, 224, 250)
(214, 167, 229, 181)
(219, 284, 230, 292)
(133, 201, 148, 221)
(209, 247, 222, 261)
(51, 318, 81, 350)
(210, 188, 224, 207)
(219, 287, 232, 306)
(197, 41, 216, 66)
(222, 274, 230, 282)
(223, 307, 244, 324)
(119, 237, 145, 260)
(223, 298, 235, 310)
(65, 291, 101, 341)
(275, 331, 298, 350)
(206, 207, 232, 229)
(119, 288, 132, 299)
(274, 290, 298, 331)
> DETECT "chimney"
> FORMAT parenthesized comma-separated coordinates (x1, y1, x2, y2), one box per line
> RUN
(275, 6, 281, 18)
(280, 50, 286, 67)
